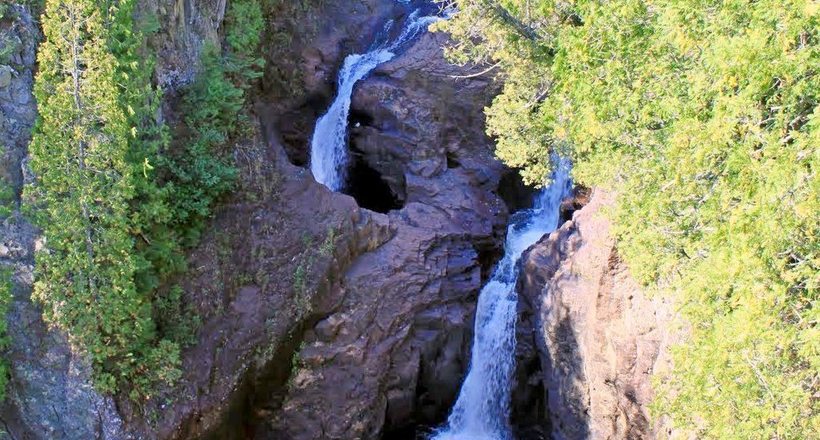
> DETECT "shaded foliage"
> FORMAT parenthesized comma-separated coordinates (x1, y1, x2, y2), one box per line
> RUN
(0, 266, 12, 401)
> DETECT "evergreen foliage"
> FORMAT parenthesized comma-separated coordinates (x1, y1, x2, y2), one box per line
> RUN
(28, 0, 180, 399)
(27, 0, 265, 400)
(0, 154, 13, 218)
(437, 0, 819, 437)
(0, 266, 12, 401)
(161, 0, 264, 244)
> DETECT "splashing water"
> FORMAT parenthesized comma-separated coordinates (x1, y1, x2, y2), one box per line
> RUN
(432, 160, 573, 440)
(309, 10, 440, 191)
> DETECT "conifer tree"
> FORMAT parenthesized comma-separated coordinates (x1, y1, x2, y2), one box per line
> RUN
(437, 0, 819, 437)
(28, 0, 178, 396)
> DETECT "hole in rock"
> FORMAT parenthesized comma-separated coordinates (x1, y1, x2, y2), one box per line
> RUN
(344, 152, 405, 213)
(350, 108, 375, 128)
(446, 152, 461, 169)
(497, 169, 539, 213)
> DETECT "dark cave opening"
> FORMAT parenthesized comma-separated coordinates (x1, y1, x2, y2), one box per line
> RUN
(497, 169, 539, 214)
(446, 151, 461, 169)
(350, 108, 376, 128)
(344, 151, 405, 213)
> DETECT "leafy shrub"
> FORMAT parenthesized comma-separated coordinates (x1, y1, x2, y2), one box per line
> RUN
(162, 0, 265, 244)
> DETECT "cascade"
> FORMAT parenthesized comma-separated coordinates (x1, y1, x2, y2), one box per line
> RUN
(432, 160, 573, 440)
(309, 8, 440, 191)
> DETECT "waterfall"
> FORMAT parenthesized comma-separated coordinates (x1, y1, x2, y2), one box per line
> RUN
(433, 160, 573, 440)
(309, 10, 440, 191)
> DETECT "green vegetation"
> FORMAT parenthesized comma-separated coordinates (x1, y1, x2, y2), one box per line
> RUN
(0, 176, 13, 219)
(437, 0, 818, 437)
(320, 227, 337, 257)
(0, 147, 13, 219)
(29, 0, 179, 399)
(161, 0, 264, 244)
(0, 267, 13, 401)
(27, 0, 265, 400)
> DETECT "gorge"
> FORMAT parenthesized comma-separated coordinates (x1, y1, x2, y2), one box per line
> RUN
(0, 0, 812, 439)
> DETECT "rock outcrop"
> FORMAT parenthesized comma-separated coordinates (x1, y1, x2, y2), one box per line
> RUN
(261, 24, 512, 440)
(0, 1, 522, 438)
(516, 190, 679, 440)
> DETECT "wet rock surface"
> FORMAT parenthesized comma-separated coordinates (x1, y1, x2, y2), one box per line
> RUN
(516, 191, 679, 440)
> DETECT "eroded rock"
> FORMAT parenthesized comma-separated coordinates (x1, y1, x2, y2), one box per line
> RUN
(516, 190, 680, 440)
(258, 20, 513, 440)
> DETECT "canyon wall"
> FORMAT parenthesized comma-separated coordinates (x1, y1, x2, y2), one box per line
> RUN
(516, 190, 681, 440)
(0, 1, 514, 439)
(0, 2, 681, 439)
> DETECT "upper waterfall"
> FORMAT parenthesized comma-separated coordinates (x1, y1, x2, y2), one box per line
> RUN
(432, 160, 573, 440)
(309, 10, 440, 191)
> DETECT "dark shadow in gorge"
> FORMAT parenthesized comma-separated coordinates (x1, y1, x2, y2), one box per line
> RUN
(381, 179, 575, 440)
(498, 169, 538, 214)
(512, 206, 590, 440)
(344, 149, 405, 213)
(544, 312, 590, 440)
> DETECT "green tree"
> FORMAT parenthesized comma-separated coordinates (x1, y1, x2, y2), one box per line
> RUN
(28, 0, 179, 398)
(161, 0, 265, 243)
(437, 0, 819, 437)
(0, 266, 13, 401)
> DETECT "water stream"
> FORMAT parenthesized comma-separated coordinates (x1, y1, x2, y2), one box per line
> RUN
(433, 160, 573, 440)
(309, 9, 440, 191)
(308, 4, 572, 438)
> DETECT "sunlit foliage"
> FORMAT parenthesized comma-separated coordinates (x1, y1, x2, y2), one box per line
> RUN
(27, 0, 265, 400)
(437, 0, 819, 437)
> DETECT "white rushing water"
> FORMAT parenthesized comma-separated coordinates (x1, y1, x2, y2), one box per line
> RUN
(433, 160, 573, 440)
(309, 10, 440, 191)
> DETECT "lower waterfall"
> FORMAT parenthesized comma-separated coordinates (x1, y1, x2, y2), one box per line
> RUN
(432, 160, 572, 440)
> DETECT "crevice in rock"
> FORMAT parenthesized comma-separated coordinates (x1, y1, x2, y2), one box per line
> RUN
(343, 123, 407, 213)
(344, 150, 405, 213)
(476, 245, 503, 283)
(446, 151, 461, 169)
(497, 169, 538, 214)
(350, 108, 375, 128)
(276, 93, 331, 167)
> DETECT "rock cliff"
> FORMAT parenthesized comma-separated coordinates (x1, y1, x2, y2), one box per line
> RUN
(262, 27, 511, 439)
(0, 2, 680, 439)
(0, 1, 516, 439)
(516, 190, 679, 440)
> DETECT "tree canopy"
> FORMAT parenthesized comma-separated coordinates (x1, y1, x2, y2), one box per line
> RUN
(436, 0, 819, 437)
(27, 0, 265, 399)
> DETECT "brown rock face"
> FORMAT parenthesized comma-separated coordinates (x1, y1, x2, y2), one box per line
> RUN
(260, 24, 513, 440)
(130, 2, 514, 439)
(516, 191, 677, 440)
(0, 1, 525, 438)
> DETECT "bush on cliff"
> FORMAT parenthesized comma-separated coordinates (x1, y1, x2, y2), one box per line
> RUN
(27, 0, 265, 400)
